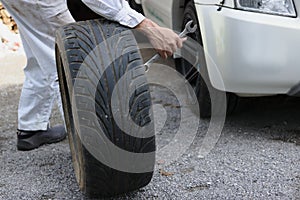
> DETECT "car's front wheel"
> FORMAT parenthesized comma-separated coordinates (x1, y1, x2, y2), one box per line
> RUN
(175, 1, 238, 118)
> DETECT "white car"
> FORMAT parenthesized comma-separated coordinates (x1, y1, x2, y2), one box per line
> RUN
(130, 0, 300, 118)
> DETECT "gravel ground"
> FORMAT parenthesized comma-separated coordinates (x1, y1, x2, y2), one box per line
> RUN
(0, 52, 299, 199)
(0, 82, 300, 200)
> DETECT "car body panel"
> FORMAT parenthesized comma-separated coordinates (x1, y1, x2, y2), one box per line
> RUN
(195, 0, 235, 7)
(196, 4, 300, 94)
(141, 0, 174, 28)
(194, 0, 220, 5)
(141, 0, 300, 95)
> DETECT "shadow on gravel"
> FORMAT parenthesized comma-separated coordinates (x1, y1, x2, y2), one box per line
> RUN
(227, 95, 300, 145)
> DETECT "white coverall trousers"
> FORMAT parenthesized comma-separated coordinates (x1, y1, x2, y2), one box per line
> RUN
(1, 0, 75, 131)
(1, 0, 144, 131)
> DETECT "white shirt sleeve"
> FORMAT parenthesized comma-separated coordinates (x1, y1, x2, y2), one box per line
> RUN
(81, 0, 145, 28)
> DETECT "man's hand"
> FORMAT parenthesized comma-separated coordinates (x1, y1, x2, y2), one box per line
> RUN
(135, 18, 186, 59)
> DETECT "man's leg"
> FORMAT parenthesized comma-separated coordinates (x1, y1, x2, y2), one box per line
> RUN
(1, 0, 75, 150)
(17, 39, 57, 131)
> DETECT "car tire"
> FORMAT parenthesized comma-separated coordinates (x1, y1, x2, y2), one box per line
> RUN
(66, 0, 100, 21)
(175, 1, 238, 118)
(128, 0, 144, 14)
(55, 19, 155, 198)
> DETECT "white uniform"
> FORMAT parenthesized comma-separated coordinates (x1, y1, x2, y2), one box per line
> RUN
(0, 0, 144, 131)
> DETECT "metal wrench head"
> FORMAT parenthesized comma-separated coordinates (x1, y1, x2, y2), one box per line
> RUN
(179, 20, 197, 37)
(184, 20, 197, 34)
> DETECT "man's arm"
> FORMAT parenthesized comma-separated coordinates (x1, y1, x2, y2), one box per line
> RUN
(81, 0, 185, 58)
(135, 18, 186, 59)
(81, 0, 144, 28)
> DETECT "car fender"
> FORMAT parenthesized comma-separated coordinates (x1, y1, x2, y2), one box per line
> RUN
(141, 0, 176, 29)
(195, 0, 234, 7)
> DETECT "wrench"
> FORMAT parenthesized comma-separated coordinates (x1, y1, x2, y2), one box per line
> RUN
(144, 20, 197, 70)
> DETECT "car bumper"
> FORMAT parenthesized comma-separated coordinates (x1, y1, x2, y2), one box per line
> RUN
(195, 5, 300, 95)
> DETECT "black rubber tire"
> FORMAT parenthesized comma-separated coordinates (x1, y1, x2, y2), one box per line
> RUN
(67, 0, 100, 21)
(128, 0, 144, 14)
(55, 19, 155, 198)
(175, 1, 238, 118)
